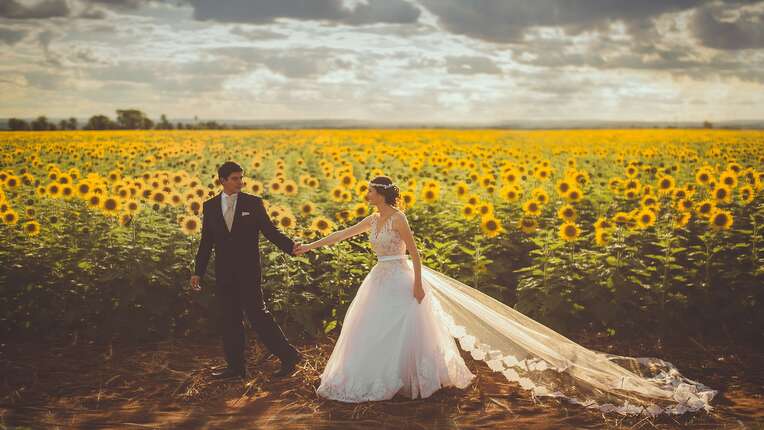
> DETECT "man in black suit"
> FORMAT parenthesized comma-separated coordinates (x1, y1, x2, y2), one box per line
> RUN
(190, 161, 304, 379)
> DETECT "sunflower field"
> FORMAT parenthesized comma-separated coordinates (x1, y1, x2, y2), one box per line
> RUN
(1, 129, 763, 342)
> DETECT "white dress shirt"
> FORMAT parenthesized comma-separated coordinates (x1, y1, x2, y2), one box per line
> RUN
(221, 191, 238, 215)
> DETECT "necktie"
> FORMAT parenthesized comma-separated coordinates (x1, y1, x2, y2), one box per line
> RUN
(224, 194, 236, 231)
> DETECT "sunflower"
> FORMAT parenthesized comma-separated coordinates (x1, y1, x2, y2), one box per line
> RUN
(624, 189, 639, 200)
(330, 185, 344, 202)
(422, 187, 439, 204)
(593, 216, 612, 230)
(531, 188, 549, 205)
(455, 181, 470, 199)
(461, 204, 477, 220)
(635, 208, 656, 229)
(60, 185, 75, 200)
(46, 182, 61, 197)
(151, 190, 167, 205)
(477, 202, 494, 217)
(126, 200, 141, 214)
(283, 180, 298, 196)
(119, 213, 132, 227)
(695, 169, 713, 186)
(559, 221, 580, 242)
(101, 196, 121, 214)
(713, 186, 732, 204)
(499, 186, 521, 202)
(249, 180, 264, 195)
(352, 203, 369, 218)
(673, 212, 691, 229)
(300, 202, 315, 216)
(594, 228, 611, 247)
(339, 173, 356, 188)
(555, 179, 572, 196)
(695, 199, 715, 218)
(400, 191, 416, 208)
(557, 204, 576, 222)
(22, 220, 40, 236)
(181, 215, 201, 235)
(522, 200, 542, 216)
(657, 175, 675, 194)
(709, 209, 733, 231)
(5, 175, 20, 188)
(739, 185, 755, 205)
(672, 187, 690, 200)
(3, 210, 19, 225)
(335, 208, 352, 223)
(269, 180, 283, 195)
(480, 216, 503, 238)
(355, 181, 369, 197)
(564, 187, 583, 202)
(641, 194, 658, 208)
(612, 211, 633, 227)
(311, 216, 334, 235)
(279, 213, 296, 229)
(676, 198, 694, 212)
(719, 170, 738, 189)
(519, 216, 538, 234)
(85, 193, 102, 209)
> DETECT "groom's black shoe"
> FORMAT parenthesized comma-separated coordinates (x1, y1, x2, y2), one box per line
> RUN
(273, 351, 302, 378)
(211, 366, 247, 380)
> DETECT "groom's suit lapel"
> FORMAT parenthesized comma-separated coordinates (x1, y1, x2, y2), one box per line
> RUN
(215, 191, 246, 236)
(229, 192, 245, 235)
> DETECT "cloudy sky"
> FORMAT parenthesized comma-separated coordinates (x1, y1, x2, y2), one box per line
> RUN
(1, 0, 763, 122)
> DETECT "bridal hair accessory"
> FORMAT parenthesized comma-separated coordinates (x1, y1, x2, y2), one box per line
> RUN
(369, 181, 396, 189)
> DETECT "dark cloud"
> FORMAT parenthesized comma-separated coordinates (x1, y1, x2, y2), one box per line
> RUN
(419, 0, 703, 43)
(692, 4, 764, 50)
(185, 0, 420, 25)
(0, 0, 70, 19)
(444, 56, 502, 75)
(78, 7, 108, 19)
(207, 46, 353, 79)
(23, 69, 70, 90)
(0, 26, 28, 44)
(80, 0, 151, 10)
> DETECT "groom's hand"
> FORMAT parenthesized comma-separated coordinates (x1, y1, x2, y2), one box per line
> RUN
(189, 275, 201, 291)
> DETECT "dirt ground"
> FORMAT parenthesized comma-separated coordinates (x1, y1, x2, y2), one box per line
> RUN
(1, 331, 762, 430)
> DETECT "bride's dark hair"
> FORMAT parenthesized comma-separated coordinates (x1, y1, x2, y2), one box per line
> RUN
(369, 176, 400, 208)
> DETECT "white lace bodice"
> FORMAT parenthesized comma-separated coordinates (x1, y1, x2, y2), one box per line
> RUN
(369, 212, 407, 257)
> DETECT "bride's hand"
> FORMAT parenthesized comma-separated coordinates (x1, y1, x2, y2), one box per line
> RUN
(413, 280, 425, 304)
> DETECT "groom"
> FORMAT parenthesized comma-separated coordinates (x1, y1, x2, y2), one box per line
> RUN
(190, 161, 304, 379)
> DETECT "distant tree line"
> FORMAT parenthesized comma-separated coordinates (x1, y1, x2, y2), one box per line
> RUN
(5, 109, 229, 131)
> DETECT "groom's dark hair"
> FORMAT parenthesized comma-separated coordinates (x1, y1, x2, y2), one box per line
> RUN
(218, 161, 243, 181)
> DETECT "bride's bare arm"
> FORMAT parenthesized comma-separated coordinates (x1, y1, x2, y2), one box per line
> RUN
(393, 212, 425, 302)
(306, 214, 374, 251)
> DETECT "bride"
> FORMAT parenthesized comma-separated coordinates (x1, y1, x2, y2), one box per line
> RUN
(296, 176, 717, 416)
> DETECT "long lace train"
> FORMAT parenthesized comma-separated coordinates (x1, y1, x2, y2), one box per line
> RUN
(421, 264, 717, 416)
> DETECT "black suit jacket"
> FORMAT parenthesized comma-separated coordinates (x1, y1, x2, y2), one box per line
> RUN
(194, 192, 295, 285)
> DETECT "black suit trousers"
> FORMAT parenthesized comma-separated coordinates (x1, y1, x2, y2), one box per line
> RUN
(216, 270, 298, 371)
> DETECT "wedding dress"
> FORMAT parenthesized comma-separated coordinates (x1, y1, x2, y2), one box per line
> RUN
(316, 212, 717, 416)
(316, 212, 476, 402)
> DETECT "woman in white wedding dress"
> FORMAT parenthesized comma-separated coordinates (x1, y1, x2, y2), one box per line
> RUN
(300, 176, 475, 402)
(298, 176, 718, 416)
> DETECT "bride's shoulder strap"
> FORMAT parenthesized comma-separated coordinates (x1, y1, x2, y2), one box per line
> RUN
(391, 210, 409, 228)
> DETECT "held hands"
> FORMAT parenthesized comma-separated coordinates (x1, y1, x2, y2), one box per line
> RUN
(293, 242, 312, 256)
(413, 279, 425, 304)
